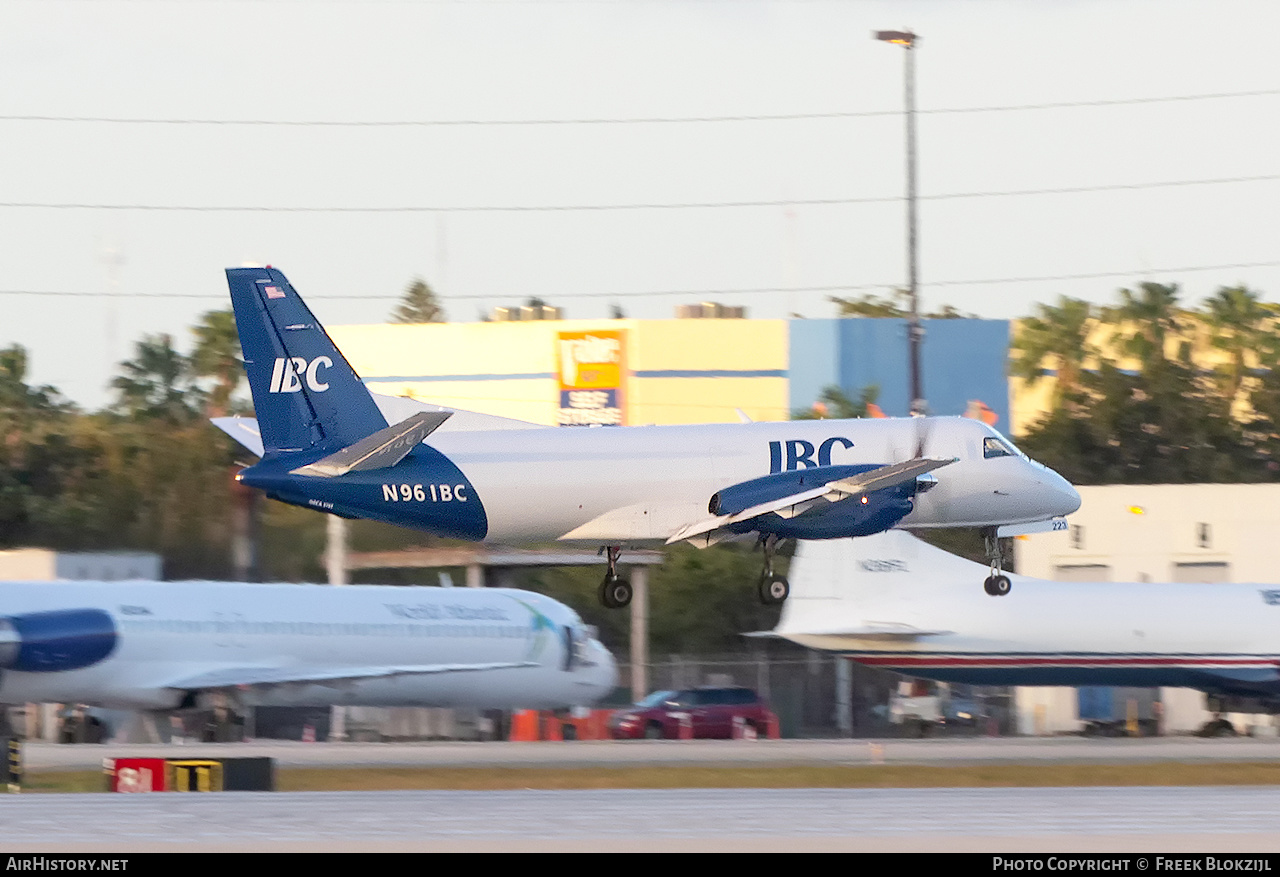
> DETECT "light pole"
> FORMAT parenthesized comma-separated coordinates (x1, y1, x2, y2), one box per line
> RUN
(874, 29, 924, 416)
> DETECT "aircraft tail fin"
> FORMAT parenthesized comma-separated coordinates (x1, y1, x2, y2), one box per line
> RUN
(226, 267, 388, 457)
(776, 531, 985, 635)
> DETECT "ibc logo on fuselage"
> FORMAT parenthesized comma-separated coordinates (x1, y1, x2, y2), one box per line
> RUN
(769, 437, 854, 472)
(269, 356, 332, 393)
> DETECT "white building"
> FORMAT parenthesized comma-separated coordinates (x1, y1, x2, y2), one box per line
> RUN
(0, 549, 161, 582)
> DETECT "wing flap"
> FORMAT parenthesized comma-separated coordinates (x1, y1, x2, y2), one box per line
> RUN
(165, 661, 538, 690)
(666, 485, 831, 544)
(825, 457, 957, 498)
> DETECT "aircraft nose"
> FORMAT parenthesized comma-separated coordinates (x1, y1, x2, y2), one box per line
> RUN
(595, 644, 619, 696)
(1041, 469, 1081, 517)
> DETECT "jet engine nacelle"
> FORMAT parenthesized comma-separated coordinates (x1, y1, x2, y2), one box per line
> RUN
(0, 609, 118, 672)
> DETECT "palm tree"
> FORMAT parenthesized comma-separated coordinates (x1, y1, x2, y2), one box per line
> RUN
(112, 334, 201, 423)
(1010, 296, 1095, 407)
(1202, 285, 1270, 406)
(1107, 282, 1186, 371)
(191, 309, 243, 417)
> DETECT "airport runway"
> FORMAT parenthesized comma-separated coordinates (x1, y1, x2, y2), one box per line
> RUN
(3, 786, 1279, 852)
(22, 735, 1280, 771)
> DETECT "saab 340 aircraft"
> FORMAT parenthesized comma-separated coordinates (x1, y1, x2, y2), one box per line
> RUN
(0, 580, 615, 712)
(219, 267, 1080, 609)
(773, 531, 1280, 715)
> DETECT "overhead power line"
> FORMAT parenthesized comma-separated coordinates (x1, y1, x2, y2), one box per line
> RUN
(1, 174, 1275, 214)
(2, 259, 1276, 302)
(2, 89, 1275, 127)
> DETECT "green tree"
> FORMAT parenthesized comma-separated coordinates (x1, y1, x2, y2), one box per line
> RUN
(792, 385, 880, 420)
(111, 334, 202, 423)
(190, 309, 244, 417)
(1010, 296, 1095, 407)
(830, 290, 973, 319)
(0, 344, 66, 413)
(1108, 281, 1188, 370)
(391, 278, 446, 324)
(1203, 285, 1271, 408)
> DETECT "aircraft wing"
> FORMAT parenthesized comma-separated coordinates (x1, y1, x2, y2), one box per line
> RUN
(164, 661, 539, 691)
(666, 457, 957, 546)
(824, 458, 956, 498)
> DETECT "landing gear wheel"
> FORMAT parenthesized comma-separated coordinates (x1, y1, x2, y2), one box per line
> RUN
(599, 575, 633, 609)
(755, 534, 790, 604)
(597, 546, 631, 609)
(983, 574, 1012, 597)
(758, 573, 790, 605)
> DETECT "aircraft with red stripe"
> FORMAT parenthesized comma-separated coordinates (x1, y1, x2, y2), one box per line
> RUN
(769, 530, 1280, 712)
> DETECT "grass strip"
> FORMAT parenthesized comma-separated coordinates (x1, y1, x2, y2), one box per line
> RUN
(12, 762, 1280, 793)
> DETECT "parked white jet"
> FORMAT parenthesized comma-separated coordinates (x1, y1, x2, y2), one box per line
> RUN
(219, 267, 1080, 608)
(773, 531, 1280, 713)
(0, 580, 616, 712)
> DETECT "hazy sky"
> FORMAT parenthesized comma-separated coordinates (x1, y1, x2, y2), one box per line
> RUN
(2, 0, 1278, 409)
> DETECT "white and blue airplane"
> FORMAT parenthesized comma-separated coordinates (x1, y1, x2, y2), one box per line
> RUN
(0, 580, 615, 712)
(218, 267, 1081, 608)
(773, 530, 1280, 714)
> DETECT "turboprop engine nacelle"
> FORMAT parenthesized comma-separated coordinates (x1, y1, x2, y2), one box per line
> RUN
(0, 609, 118, 672)
(710, 464, 920, 541)
(710, 464, 886, 516)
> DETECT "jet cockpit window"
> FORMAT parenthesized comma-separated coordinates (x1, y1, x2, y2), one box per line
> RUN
(983, 436, 1017, 459)
(564, 625, 597, 670)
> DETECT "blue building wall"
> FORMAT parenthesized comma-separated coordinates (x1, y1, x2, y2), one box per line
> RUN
(789, 318, 1011, 430)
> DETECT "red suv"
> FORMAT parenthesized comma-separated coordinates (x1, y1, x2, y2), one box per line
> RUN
(608, 687, 776, 740)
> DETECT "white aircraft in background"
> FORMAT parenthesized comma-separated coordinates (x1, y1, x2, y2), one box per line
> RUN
(772, 531, 1280, 716)
(0, 580, 615, 713)
(216, 266, 1080, 609)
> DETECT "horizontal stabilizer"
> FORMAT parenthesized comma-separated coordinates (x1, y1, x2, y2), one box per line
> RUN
(289, 410, 451, 478)
(165, 660, 538, 691)
(792, 624, 952, 640)
(212, 416, 264, 457)
(746, 624, 948, 640)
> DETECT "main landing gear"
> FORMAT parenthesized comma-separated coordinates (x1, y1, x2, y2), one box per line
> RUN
(598, 546, 633, 609)
(757, 534, 790, 605)
(982, 527, 1012, 597)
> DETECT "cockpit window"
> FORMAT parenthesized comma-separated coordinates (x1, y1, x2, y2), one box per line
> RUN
(983, 436, 1016, 459)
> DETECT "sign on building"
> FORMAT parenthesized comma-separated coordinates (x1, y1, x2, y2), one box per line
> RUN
(557, 330, 625, 426)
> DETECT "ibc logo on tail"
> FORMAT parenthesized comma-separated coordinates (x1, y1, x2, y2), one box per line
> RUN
(269, 356, 332, 393)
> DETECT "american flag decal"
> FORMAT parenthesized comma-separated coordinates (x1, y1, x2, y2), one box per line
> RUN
(265, 286, 285, 299)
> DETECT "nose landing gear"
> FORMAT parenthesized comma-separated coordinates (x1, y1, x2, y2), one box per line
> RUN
(598, 546, 633, 609)
(982, 527, 1012, 597)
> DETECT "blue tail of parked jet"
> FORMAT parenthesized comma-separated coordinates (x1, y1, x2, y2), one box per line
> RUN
(226, 267, 388, 458)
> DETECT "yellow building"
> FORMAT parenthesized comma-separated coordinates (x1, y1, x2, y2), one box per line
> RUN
(1008, 315, 1252, 436)
(329, 318, 790, 427)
